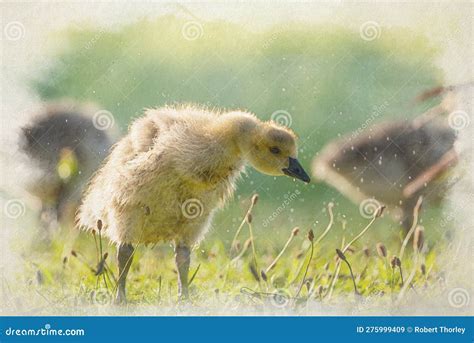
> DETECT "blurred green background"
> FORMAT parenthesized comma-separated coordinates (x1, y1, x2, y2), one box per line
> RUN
(31, 16, 445, 246)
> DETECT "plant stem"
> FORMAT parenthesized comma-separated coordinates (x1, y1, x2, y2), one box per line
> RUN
(342, 258, 359, 295)
(399, 196, 423, 260)
(295, 240, 314, 299)
(315, 202, 335, 244)
(247, 222, 262, 290)
(265, 231, 296, 274)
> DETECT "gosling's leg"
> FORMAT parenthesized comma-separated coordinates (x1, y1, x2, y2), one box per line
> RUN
(116, 243, 134, 304)
(174, 244, 191, 299)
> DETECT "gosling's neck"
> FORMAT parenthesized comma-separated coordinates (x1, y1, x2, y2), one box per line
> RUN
(212, 111, 261, 158)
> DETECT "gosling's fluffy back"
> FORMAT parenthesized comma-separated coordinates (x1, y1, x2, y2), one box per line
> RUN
(77, 105, 250, 245)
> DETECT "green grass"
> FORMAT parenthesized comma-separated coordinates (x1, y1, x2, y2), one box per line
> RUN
(3, 197, 445, 315)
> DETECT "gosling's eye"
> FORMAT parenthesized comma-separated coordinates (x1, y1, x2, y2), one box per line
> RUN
(269, 146, 281, 155)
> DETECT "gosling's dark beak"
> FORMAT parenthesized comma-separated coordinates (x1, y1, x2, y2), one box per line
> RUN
(282, 157, 311, 183)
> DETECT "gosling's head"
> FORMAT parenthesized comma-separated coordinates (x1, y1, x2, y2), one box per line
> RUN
(238, 119, 310, 183)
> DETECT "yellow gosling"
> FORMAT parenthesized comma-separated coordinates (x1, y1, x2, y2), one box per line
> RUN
(76, 105, 310, 302)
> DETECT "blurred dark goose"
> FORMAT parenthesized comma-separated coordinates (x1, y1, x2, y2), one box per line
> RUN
(20, 102, 117, 226)
(76, 105, 310, 303)
(312, 115, 457, 229)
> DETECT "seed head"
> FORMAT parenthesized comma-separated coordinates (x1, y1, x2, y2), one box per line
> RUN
(307, 229, 314, 242)
(305, 279, 312, 292)
(336, 248, 346, 261)
(421, 263, 426, 275)
(292, 227, 300, 236)
(362, 246, 370, 257)
(375, 205, 386, 218)
(390, 256, 397, 268)
(413, 226, 425, 252)
(97, 219, 103, 231)
(390, 256, 401, 268)
(246, 213, 253, 224)
(249, 263, 260, 281)
(260, 270, 268, 282)
(376, 243, 387, 258)
(251, 194, 259, 205)
(71, 250, 77, 257)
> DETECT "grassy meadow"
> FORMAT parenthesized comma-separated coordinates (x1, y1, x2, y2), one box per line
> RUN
(2, 16, 462, 315)
(4, 194, 448, 315)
